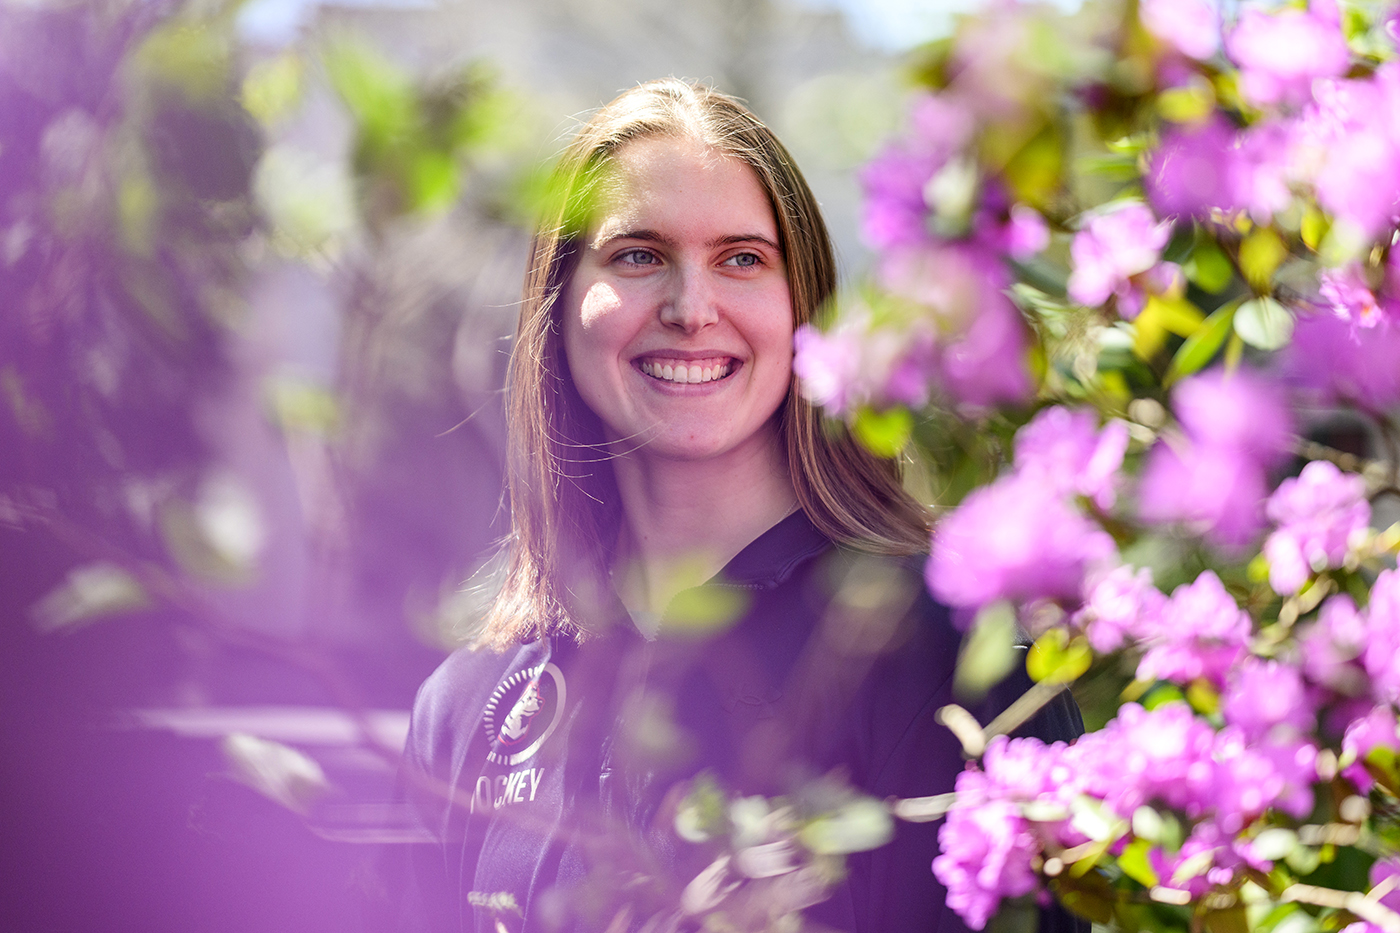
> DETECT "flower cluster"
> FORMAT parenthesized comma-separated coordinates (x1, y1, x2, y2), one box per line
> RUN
(799, 1, 1400, 932)
(927, 406, 1123, 615)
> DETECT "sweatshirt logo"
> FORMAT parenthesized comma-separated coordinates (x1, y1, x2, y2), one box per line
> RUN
(483, 662, 566, 766)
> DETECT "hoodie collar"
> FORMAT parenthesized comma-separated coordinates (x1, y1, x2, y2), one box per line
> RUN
(710, 509, 833, 589)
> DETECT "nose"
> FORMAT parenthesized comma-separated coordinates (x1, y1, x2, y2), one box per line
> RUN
(658, 267, 719, 334)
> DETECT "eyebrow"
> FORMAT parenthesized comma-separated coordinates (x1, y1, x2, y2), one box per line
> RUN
(595, 228, 783, 254)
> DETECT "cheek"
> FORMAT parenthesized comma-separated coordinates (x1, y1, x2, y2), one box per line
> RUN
(575, 281, 624, 330)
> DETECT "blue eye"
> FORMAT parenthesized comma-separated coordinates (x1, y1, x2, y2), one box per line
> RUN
(619, 249, 658, 266)
(725, 252, 760, 268)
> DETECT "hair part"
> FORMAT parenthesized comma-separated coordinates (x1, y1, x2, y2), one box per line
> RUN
(478, 78, 929, 650)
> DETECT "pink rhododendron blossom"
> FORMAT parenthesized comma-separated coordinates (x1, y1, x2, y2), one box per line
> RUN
(1067, 702, 1219, 818)
(1231, 121, 1296, 221)
(1147, 116, 1238, 218)
(933, 765, 1042, 930)
(1138, 438, 1272, 548)
(1363, 569, 1400, 704)
(792, 324, 863, 414)
(1298, 595, 1368, 695)
(1141, 0, 1220, 60)
(880, 245, 1033, 410)
(1135, 570, 1251, 686)
(1139, 368, 1293, 547)
(1226, 3, 1350, 108)
(1211, 730, 1318, 832)
(1318, 255, 1400, 330)
(1173, 368, 1293, 460)
(1263, 460, 1370, 594)
(1067, 202, 1173, 311)
(1342, 705, 1400, 792)
(1004, 204, 1049, 258)
(1222, 657, 1315, 740)
(1285, 311, 1400, 413)
(1296, 65, 1400, 241)
(1014, 406, 1129, 509)
(927, 474, 1116, 614)
(1074, 564, 1167, 654)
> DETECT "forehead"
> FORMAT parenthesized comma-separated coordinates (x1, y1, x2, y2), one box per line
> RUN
(590, 136, 778, 237)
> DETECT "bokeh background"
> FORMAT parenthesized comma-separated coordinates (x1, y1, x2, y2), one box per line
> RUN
(0, 0, 981, 929)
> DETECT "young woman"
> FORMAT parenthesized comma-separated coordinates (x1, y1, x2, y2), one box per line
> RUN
(401, 79, 1083, 932)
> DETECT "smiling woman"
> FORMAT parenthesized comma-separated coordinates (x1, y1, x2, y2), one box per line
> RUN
(399, 79, 1085, 932)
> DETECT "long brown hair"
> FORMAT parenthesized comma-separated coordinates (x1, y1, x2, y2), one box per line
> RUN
(478, 79, 928, 649)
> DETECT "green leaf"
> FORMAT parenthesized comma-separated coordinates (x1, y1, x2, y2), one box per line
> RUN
(1234, 297, 1294, 350)
(853, 406, 913, 458)
(1204, 905, 1250, 933)
(1158, 84, 1215, 124)
(1118, 838, 1160, 888)
(1166, 300, 1238, 384)
(1238, 227, 1288, 291)
(1185, 238, 1234, 293)
(954, 600, 1020, 700)
(1026, 628, 1092, 684)
(1301, 206, 1330, 253)
(1133, 295, 1205, 360)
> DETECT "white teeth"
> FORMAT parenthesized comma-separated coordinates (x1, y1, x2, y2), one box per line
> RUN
(639, 359, 733, 384)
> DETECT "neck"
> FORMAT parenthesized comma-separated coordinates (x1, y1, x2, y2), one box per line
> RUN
(611, 425, 797, 617)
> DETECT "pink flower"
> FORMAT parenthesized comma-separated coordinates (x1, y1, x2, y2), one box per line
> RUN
(1318, 256, 1400, 331)
(1074, 564, 1167, 654)
(1298, 595, 1369, 695)
(933, 765, 1042, 930)
(1298, 65, 1400, 241)
(1004, 204, 1049, 259)
(1013, 406, 1129, 509)
(1341, 705, 1399, 792)
(1139, 368, 1294, 548)
(928, 474, 1117, 614)
(1173, 368, 1293, 461)
(1147, 116, 1238, 219)
(1222, 657, 1315, 740)
(1364, 569, 1400, 704)
(1263, 460, 1371, 594)
(1284, 310, 1400, 413)
(1141, 0, 1220, 60)
(1135, 570, 1251, 687)
(1067, 202, 1173, 311)
(1226, 3, 1350, 108)
(793, 324, 863, 414)
(880, 245, 1034, 411)
(1211, 730, 1317, 832)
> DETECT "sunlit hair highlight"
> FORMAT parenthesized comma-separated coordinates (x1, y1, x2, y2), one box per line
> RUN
(479, 78, 929, 649)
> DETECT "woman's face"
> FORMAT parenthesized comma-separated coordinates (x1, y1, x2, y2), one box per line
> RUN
(562, 136, 794, 464)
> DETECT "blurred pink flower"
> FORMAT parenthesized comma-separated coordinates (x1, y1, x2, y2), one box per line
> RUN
(1135, 570, 1251, 686)
(1147, 115, 1238, 218)
(1067, 202, 1173, 311)
(1074, 564, 1167, 654)
(1173, 367, 1294, 460)
(1222, 657, 1315, 740)
(1263, 460, 1370, 594)
(1004, 204, 1049, 259)
(1014, 406, 1129, 509)
(1341, 704, 1399, 792)
(1226, 2, 1350, 108)
(860, 94, 975, 249)
(1298, 595, 1368, 695)
(881, 245, 1034, 410)
(1318, 255, 1400, 330)
(1139, 368, 1294, 548)
(793, 324, 863, 414)
(1364, 569, 1400, 704)
(1284, 310, 1400, 413)
(1141, 0, 1220, 60)
(1299, 65, 1400, 241)
(927, 474, 1116, 614)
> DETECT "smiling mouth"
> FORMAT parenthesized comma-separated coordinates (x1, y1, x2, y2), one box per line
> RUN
(637, 357, 735, 385)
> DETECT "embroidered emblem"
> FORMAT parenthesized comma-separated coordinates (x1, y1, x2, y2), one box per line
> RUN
(483, 662, 566, 766)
